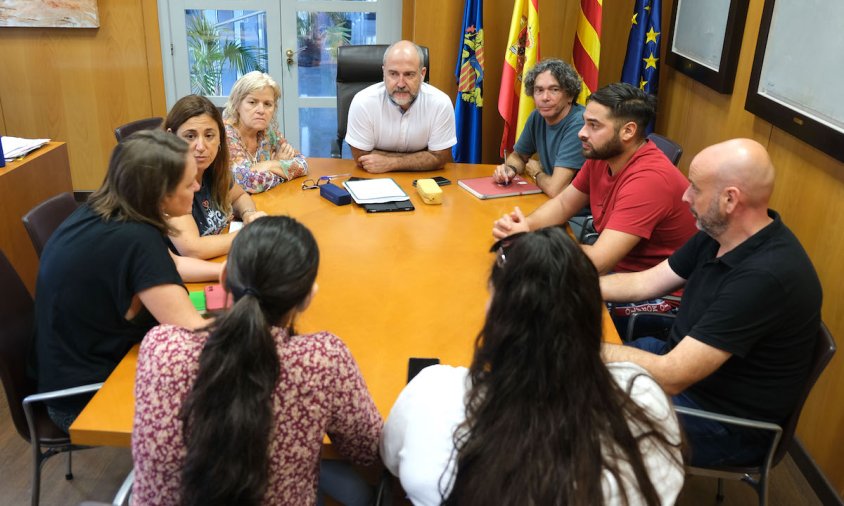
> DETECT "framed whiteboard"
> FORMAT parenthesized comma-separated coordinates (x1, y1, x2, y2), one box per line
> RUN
(745, 0, 844, 162)
(666, 0, 749, 93)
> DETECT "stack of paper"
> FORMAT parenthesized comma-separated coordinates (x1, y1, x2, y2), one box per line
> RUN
(2, 136, 50, 161)
(343, 178, 410, 204)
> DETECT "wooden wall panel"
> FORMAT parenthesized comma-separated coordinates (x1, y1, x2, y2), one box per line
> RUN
(0, 0, 164, 191)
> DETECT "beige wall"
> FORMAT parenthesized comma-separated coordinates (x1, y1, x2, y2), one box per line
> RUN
(0, 0, 841, 495)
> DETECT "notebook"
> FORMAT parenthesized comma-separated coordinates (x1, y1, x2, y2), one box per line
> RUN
(457, 176, 542, 200)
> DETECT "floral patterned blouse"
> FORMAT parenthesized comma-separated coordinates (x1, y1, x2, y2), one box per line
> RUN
(225, 122, 309, 193)
(132, 325, 382, 506)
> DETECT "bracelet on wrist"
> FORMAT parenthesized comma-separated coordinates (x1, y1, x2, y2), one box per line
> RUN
(505, 164, 519, 175)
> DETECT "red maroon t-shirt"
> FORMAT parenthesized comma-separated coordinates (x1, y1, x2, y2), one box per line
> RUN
(572, 141, 698, 272)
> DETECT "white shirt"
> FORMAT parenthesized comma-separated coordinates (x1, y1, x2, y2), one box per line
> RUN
(345, 82, 456, 153)
(381, 363, 684, 506)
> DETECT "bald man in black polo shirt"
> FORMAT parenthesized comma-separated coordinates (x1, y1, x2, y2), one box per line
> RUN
(600, 138, 822, 466)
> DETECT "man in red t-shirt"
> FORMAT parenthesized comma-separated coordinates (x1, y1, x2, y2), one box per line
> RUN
(493, 83, 697, 276)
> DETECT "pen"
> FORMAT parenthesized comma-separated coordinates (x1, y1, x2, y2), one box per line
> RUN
(501, 149, 512, 186)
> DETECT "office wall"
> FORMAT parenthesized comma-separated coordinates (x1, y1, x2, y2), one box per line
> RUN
(0, 0, 165, 190)
(0, 0, 840, 495)
(408, 0, 844, 496)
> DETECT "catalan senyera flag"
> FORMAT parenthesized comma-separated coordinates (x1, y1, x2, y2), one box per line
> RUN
(498, 0, 539, 156)
(621, 0, 661, 97)
(572, 0, 602, 105)
(453, 0, 484, 164)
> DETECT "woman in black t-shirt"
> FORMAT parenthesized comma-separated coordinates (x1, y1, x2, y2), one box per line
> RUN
(33, 130, 209, 431)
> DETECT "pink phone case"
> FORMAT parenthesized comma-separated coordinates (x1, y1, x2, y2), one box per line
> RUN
(204, 284, 232, 311)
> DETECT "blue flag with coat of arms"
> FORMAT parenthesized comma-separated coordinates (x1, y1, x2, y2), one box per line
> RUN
(452, 0, 484, 163)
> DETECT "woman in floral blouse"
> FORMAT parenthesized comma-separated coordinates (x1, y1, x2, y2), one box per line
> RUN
(223, 71, 309, 193)
(132, 216, 381, 505)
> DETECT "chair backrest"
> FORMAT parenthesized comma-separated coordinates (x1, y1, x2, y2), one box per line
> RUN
(647, 133, 683, 166)
(0, 249, 38, 441)
(772, 322, 836, 465)
(113, 117, 163, 142)
(334, 44, 430, 156)
(22, 192, 78, 258)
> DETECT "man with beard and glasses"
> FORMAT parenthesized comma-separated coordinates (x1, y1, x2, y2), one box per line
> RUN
(599, 138, 822, 467)
(345, 40, 456, 173)
(493, 83, 696, 277)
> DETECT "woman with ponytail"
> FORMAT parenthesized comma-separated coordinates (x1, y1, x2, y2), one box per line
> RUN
(381, 227, 685, 505)
(132, 216, 381, 505)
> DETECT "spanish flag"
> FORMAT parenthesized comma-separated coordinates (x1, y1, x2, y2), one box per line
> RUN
(498, 0, 540, 156)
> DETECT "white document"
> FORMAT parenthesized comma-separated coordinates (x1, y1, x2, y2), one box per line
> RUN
(2, 136, 50, 161)
(343, 178, 410, 204)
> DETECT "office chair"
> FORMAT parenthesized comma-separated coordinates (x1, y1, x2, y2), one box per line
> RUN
(113, 117, 163, 142)
(22, 192, 78, 258)
(0, 249, 103, 506)
(647, 132, 683, 166)
(626, 316, 836, 506)
(332, 44, 430, 158)
(574, 132, 684, 244)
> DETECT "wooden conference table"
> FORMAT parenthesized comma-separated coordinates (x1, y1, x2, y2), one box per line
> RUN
(70, 158, 621, 447)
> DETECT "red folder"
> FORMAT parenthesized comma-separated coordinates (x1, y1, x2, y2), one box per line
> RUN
(457, 176, 542, 200)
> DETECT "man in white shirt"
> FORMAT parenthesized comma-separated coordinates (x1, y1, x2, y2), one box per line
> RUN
(345, 40, 457, 173)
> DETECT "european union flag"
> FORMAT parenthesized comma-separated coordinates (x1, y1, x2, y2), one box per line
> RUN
(453, 0, 484, 163)
(621, 0, 661, 99)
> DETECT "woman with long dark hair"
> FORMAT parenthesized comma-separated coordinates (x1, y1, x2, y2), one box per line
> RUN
(132, 216, 382, 505)
(381, 227, 684, 505)
(164, 94, 267, 259)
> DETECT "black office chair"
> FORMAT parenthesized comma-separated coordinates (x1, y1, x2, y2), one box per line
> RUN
(22, 192, 78, 258)
(625, 316, 836, 506)
(574, 132, 684, 244)
(332, 44, 430, 158)
(113, 117, 163, 142)
(647, 132, 683, 166)
(0, 249, 102, 506)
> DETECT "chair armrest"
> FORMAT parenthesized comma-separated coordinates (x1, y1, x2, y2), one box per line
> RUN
(23, 383, 103, 406)
(674, 405, 783, 435)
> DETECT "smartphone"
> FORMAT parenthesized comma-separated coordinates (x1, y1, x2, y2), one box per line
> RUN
(412, 176, 451, 187)
(407, 357, 440, 383)
(204, 284, 233, 311)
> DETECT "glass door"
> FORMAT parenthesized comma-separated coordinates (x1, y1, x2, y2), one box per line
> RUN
(159, 0, 400, 157)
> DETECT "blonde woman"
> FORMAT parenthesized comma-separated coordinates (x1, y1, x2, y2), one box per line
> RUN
(224, 71, 308, 193)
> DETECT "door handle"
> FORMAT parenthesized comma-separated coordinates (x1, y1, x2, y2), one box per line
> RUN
(286, 47, 304, 66)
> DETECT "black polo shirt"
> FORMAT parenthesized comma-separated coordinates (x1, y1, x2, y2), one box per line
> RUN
(667, 210, 822, 423)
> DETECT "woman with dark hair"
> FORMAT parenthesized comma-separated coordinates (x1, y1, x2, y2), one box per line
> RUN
(132, 216, 382, 506)
(381, 227, 684, 505)
(32, 130, 208, 431)
(165, 94, 267, 259)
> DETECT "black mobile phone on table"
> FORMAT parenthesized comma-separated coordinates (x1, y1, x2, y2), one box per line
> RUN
(407, 357, 440, 383)
(412, 176, 451, 187)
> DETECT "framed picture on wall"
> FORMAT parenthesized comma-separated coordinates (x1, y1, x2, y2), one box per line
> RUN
(0, 0, 99, 28)
(745, 0, 844, 163)
(666, 0, 749, 93)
